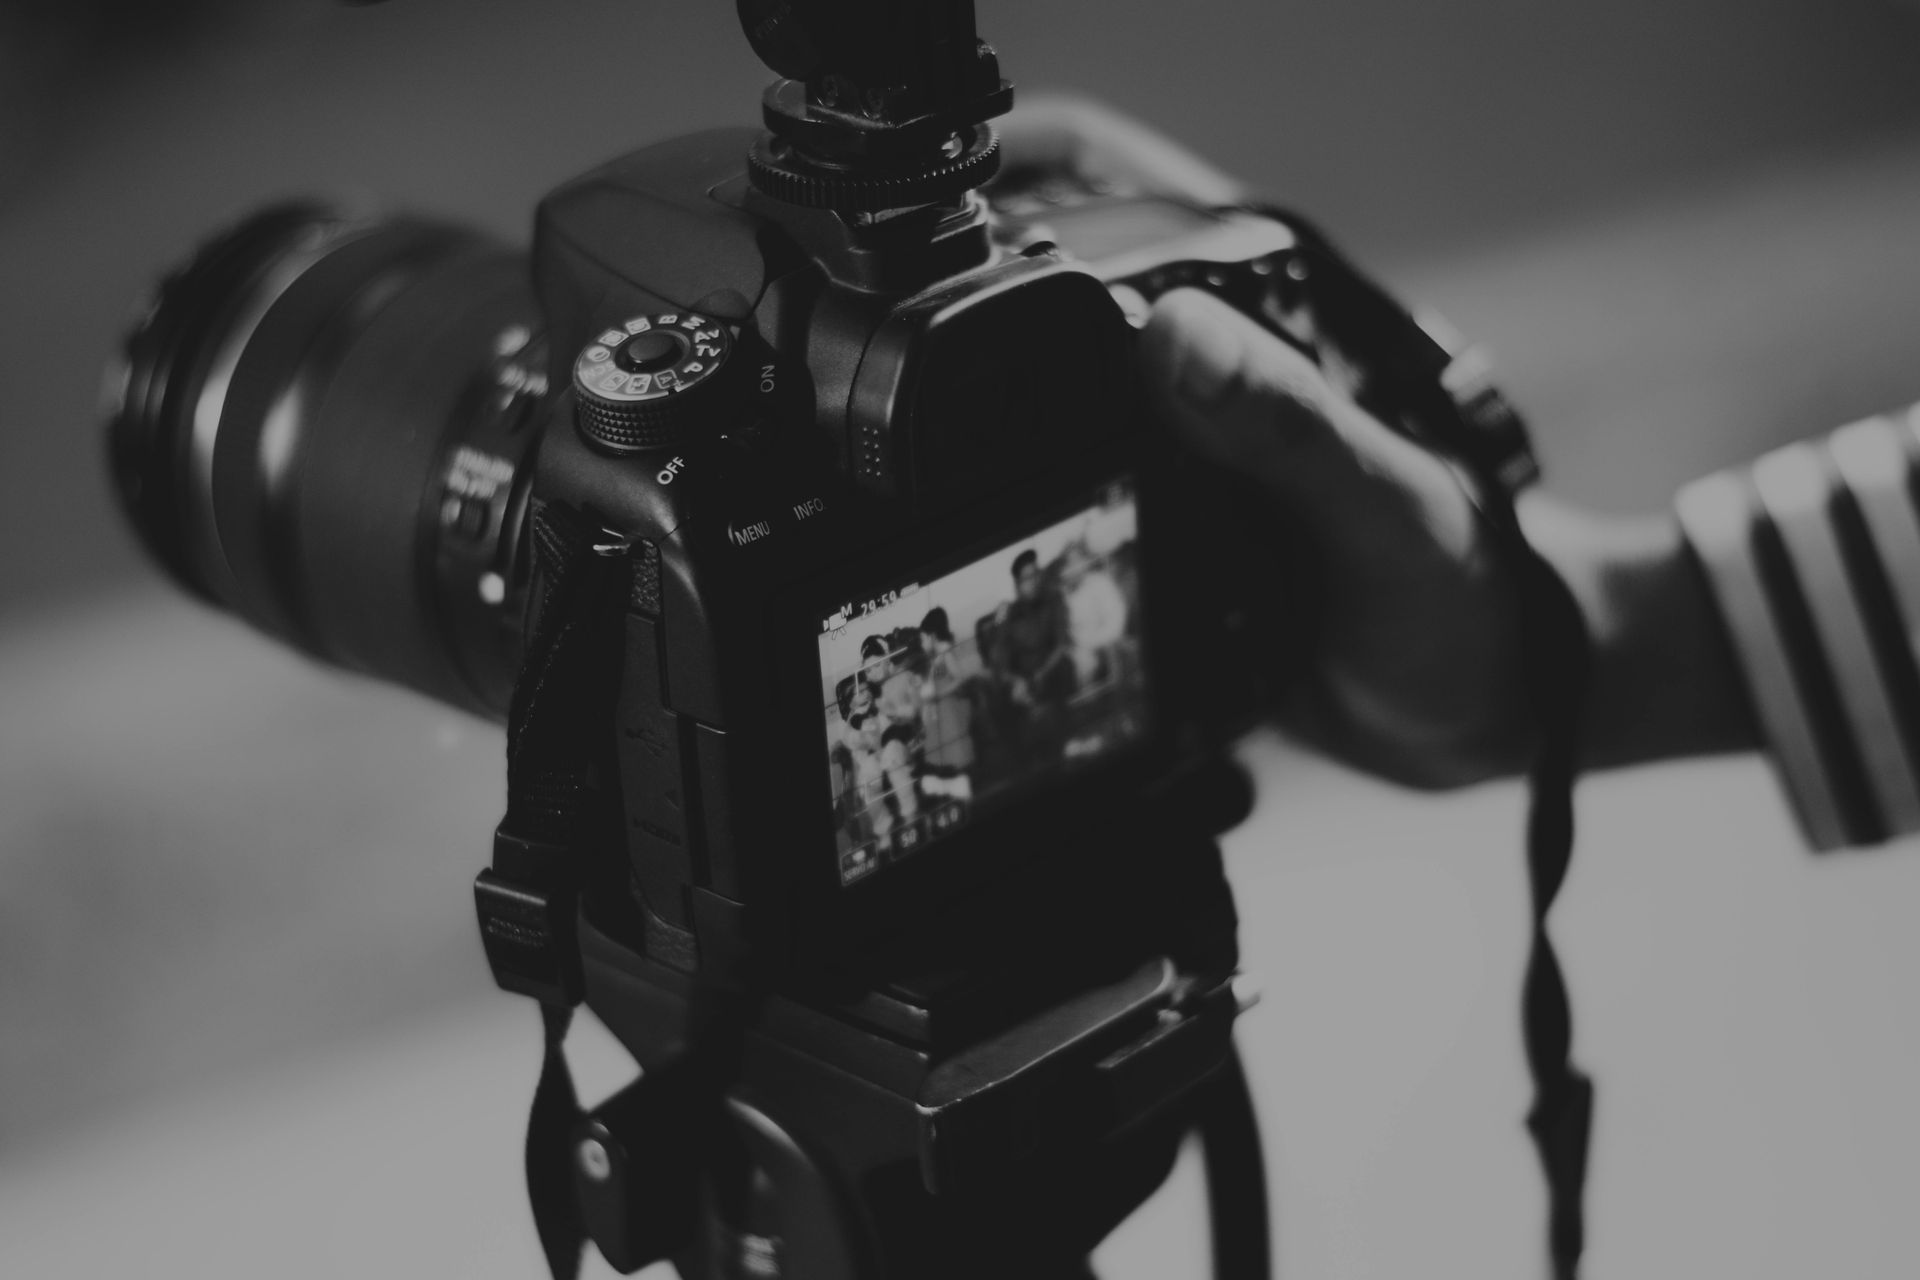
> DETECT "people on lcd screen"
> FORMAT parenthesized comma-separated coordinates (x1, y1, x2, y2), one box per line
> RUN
(824, 519, 1146, 874)
(992, 548, 1077, 717)
(873, 628, 926, 728)
(843, 709, 892, 840)
(919, 606, 983, 773)
(1060, 540, 1131, 687)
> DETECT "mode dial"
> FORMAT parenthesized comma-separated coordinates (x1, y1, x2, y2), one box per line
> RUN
(572, 313, 735, 453)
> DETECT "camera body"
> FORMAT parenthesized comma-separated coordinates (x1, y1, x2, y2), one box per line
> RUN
(106, 9, 1573, 1270)
(465, 125, 1306, 1271)
(107, 10, 1337, 1269)
(509, 126, 1299, 983)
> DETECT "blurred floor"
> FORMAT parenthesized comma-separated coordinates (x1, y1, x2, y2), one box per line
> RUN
(8, 704, 1920, 1279)
(9, 2, 1920, 1277)
(0, 585, 500, 1150)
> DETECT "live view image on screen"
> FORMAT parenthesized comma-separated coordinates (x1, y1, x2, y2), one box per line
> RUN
(819, 481, 1148, 886)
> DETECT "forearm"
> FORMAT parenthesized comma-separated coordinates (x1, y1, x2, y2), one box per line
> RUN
(1522, 493, 1760, 770)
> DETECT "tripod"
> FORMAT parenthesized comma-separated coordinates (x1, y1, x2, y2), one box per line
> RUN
(505, 845, 1273, 1280)
(677, 1046, 1269, 1280)
(617, 1034, 1269, 1280)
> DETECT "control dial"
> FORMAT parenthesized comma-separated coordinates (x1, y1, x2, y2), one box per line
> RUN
(572, 313, 735, 453)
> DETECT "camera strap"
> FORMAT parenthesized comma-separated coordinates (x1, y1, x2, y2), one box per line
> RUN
(477, 499, 628, 1280)
(1239, 205, 1597, 1280)
(479, 500, 763, 1279)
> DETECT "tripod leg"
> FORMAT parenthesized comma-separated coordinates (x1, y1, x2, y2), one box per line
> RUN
(672, 1097, 866, 1280)
(1197, 1046, 1270, 1280)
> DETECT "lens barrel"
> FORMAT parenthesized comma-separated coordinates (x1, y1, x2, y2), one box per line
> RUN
(106, 204, 547, 716)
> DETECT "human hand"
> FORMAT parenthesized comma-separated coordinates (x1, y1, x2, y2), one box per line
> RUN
(1141, 289, 1539, 784)
(999, 95, 1753, 784)
(993, 93, 1247, 207)
(996, 98, 1532, 782)
(1140, 288, 1760, 783)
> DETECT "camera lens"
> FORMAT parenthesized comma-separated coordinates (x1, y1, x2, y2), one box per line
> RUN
(105, 203, 547, 716)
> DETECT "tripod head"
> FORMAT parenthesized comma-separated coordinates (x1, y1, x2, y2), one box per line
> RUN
(738, 0, 1013, 211)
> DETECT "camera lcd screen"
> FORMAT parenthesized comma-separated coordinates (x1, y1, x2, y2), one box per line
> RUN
(818, 481, 1149, 886)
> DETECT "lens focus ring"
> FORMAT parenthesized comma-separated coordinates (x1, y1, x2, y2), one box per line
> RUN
(106, 204, 544, 716)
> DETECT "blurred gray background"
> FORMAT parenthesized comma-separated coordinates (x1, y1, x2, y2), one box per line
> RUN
(7, 1, 1920, 1276)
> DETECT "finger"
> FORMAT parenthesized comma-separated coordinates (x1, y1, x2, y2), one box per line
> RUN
(1140, 288, 1480, 573)
(995, 95, 1247, 205)
(994, 96, 1100, 177)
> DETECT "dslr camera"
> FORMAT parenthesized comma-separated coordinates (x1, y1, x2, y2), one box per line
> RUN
(107, 3, 1550, 1277)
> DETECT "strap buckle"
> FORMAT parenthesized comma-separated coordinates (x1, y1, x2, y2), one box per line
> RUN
(475, 827, 585, 1007)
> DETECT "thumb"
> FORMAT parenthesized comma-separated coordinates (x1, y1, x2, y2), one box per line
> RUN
(1139, 288, 1478, 579)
